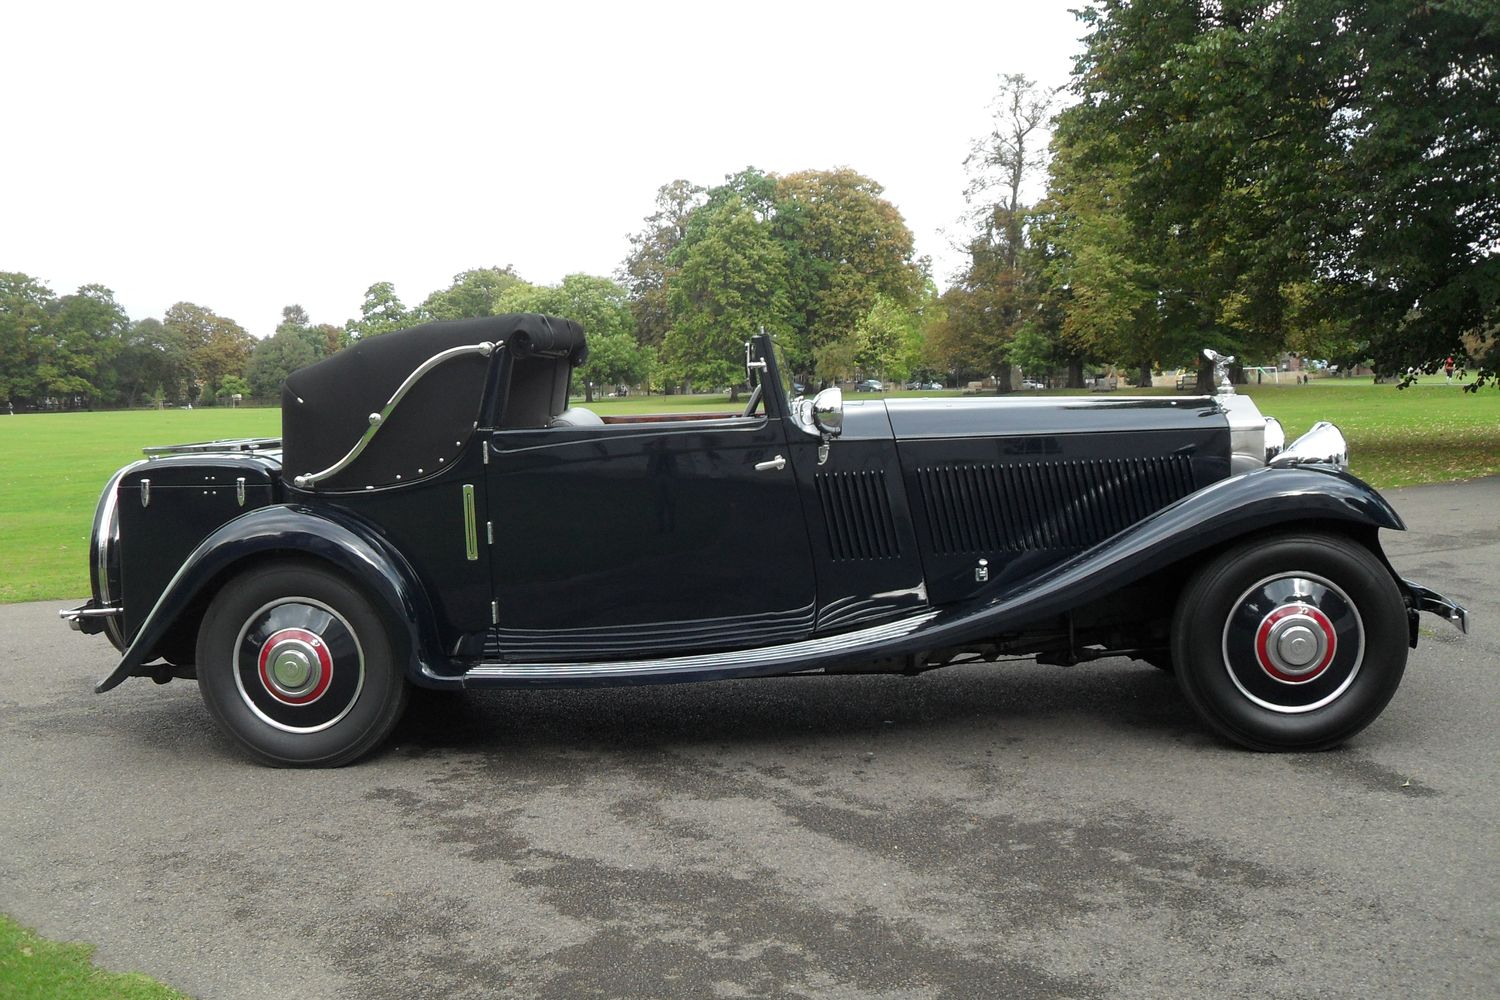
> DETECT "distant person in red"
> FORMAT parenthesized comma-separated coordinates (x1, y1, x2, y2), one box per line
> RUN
(1445, 356, 1455, 383)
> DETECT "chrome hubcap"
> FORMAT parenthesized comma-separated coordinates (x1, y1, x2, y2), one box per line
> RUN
(1221, 573, 1364, 714)
(234, 598, 364, 733)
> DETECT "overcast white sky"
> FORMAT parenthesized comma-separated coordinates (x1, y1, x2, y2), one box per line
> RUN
(3, 1, 1084, 339)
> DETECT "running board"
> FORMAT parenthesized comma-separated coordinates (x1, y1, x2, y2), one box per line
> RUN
(463, 610, 942, 686)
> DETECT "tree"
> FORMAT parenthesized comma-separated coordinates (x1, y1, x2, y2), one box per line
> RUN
(774, 168, 920, 358)
(273, 304, 334, 361)
(417, 267, 527, 322)
(1052, 0, 1500, 384)
(664, 195, 792, 399)
(116, 318, 191, 407)
(163, 302, 253, 402)
(496, 273, 635, 341)
(619, 180, 705, 347)
(0, 272, 57, 407)
(576, 331, 655, 402)
(248, 327, 319, 398)
(1032, 128, 1168, 387)
(853, 295, 917, 382)
(345, 281, 409, 340)
(44, 284, 129, 407)
(217, 375, 251, 403)
(949, 75, 1059, 391)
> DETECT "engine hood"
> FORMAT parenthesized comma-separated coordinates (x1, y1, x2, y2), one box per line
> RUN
(866, 395, 1226, 440)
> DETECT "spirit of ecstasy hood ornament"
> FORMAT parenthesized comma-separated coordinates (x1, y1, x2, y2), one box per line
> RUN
(1203, 349, 1236, 394)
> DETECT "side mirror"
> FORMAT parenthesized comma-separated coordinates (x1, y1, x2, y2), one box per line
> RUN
(794, 387, 843, 464)
(795, 387, 843, 439)
(811, 387, 843, 437)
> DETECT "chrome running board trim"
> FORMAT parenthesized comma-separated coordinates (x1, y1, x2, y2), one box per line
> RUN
(465, 609, 941, 682)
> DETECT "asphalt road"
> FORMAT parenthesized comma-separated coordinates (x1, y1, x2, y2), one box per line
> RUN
(2, 478, 1496, 999)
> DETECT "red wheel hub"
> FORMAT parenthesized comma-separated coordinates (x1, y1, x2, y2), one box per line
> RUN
(257, 627, 333, 705)
(1254, 603, 1337, 684)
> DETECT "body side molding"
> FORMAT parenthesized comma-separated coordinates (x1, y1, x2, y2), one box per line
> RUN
(459, 466, 1406, 687)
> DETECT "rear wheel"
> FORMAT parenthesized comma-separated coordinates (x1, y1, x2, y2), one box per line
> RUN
(196, 562, 409, 767)
(1171, 533, 1407, 751)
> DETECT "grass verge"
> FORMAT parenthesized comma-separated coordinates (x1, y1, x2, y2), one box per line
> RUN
(1, 383, 1495, 603)
(0, 914, 188, 1000)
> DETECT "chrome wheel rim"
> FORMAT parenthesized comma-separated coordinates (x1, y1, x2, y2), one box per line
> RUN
(1220, 572, 1364, 714)
(233, 597, 365, 733)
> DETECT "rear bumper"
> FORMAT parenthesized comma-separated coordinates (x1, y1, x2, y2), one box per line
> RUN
(59, 601, 121, 635)
(1403, 580, 1470, 645)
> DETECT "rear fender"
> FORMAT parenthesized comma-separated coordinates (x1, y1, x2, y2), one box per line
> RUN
(95, 505, 452, 693)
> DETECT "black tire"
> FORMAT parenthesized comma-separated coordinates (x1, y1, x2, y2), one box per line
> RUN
(196, 561, 409, 767)
(1171, 532, 1408, 751)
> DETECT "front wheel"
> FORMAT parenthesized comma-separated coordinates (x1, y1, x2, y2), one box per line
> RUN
(1171, 532, 1408, 751)
(196, 561, 409, 767)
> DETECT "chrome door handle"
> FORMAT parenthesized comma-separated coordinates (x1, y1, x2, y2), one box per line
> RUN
(755, 455, 787, 472)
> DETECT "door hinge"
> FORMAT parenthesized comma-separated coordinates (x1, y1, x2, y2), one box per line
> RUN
(490, 600, 499, 625)
(486, 520, 493, 545)
(140, 479, 151, 508)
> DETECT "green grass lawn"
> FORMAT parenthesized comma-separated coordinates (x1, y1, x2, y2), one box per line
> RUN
(2, 382, 1496, 603)
(0, 915, 187, 1000)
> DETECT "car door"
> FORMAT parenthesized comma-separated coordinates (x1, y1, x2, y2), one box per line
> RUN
(482, 401, 817, 662)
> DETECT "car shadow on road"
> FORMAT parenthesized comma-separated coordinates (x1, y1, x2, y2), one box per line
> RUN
(387, 660, 1203, 759)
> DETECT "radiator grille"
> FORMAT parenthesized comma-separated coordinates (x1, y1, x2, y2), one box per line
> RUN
(816, 470, 901, 561)
(916, 456, 1196, 555)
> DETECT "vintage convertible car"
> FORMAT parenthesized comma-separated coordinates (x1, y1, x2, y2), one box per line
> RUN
(63, 315, 1469, 766)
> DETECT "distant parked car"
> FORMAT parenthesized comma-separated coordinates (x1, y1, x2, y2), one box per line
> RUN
(1022, 379, 1045, 390)
(855, 379, 885, 392)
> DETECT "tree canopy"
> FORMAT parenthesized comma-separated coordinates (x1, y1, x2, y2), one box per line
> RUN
(5, 9, 1495, 409)
(1040, 0, 1499, 386)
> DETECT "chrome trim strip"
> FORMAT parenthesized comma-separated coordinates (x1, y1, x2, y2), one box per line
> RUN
(465, 609, 941, 682)
(60, 606, 124, 619)
(293, 341, 496, 488)
(93, 460, 146, 650)
(462, 484, 478, 561)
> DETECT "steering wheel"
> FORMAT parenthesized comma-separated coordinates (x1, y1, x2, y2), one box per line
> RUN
(741, 383, 763, 418)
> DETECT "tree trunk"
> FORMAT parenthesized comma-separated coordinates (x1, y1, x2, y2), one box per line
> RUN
(994, 366, 1012, 394)
(1138, 362, 1153, 389)
(1196, 355, 1214, 393)
(1067, 360, 1084, 389)
(584, 381, 594, 403)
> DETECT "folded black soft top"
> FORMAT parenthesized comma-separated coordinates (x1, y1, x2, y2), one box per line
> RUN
(281, 314, 585, 489)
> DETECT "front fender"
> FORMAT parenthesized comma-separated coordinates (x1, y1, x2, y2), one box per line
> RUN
(95, 505, 451, 693)
(948, 464, 1404, 633)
